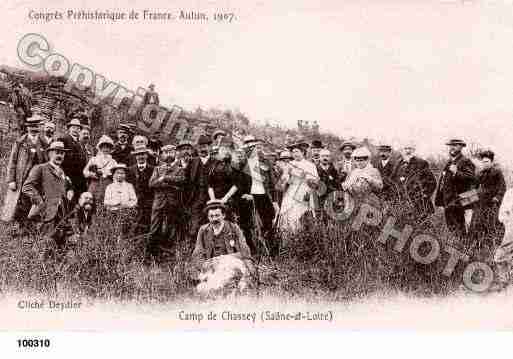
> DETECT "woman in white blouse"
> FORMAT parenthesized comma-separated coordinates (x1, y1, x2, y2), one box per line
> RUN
(277, 141, 320, 232)
(83, 135, 118, 204)
(104, 163, 138, 211)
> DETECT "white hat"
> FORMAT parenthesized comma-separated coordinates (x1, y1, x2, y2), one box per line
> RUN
(132, 135, 148, 147)
(242, 135, 261, 148)
(319, 149, 331, 156)
(351, 146, 371, 158)
(96, 135, 115, 150)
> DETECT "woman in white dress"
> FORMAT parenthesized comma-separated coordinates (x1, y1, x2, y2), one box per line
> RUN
(83, 135, 117, 204)
(277, 141, 320, 232)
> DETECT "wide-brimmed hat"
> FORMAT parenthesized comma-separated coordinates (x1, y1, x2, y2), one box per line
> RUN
(311, 139, 324, 149)
(242, 135, 261, 148)
(131, 144, 150, 155)
(286, 140, 309, 151)
(351, 146, 371, 159)
(377, 144, 392, 151)
(111, 163, 128, 173)
(46, 141, 69, 153)
(117, 124, 133, 135)
(339, 141, 357, 151)
(446, 139, 466, 147)
(161, 144, 176, 151)
(96, 135, 115, 150)
(26, 114, 43, 127)
(212, 129, 227, 141)
(67, 118, 83, 129)
(132, 135, 149, 147)
(42, 121, 56, 130)
(203, 200, 227, 214)
(279, 150, 293, 160)
(197, 134, 213, 146)
(218, 136, 235, 149)
(176, 140, 194, 150)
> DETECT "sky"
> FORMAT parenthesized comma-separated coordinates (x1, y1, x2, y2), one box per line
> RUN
(1, 0, 513, 163)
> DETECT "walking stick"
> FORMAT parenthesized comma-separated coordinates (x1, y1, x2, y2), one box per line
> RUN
(249, 197, 270, 257)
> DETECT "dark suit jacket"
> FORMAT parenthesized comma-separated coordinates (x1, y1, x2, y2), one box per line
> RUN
(477, 166, 506, 206)
(372, 157, 398, 198)
(57, 134, 88, 193)
(127, 164, 155, 209)
(22, 162, 72, 222)
(316, 163, 340, 203)
(149, 161, 189, 211)
(434, 154, 477, 208)
(393, 156, 437, 214)
(188, 156, 215, 210)
(112, 143, 134, 166)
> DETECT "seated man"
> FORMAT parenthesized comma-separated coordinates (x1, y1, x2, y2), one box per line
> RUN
(191, 200, 254, 296)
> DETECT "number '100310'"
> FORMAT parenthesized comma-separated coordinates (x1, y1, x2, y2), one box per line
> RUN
(17, 339, 50, 348)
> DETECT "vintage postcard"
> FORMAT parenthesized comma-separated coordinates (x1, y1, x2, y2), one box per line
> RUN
(1, 0, 513, 355)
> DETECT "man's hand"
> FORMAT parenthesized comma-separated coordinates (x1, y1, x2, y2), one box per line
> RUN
(66, 190, 74, 202)
(242, 194, 254, 201)
(8, 182, 16, 191)
(449, 164, 458, 174)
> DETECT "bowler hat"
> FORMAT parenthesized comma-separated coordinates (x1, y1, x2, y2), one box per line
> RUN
(197, 134, 213, 146)
(311, 139, 324, 149)
(445, 139, 466, 147)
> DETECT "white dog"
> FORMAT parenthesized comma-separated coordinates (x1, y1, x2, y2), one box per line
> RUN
(195, 253, 255, 297)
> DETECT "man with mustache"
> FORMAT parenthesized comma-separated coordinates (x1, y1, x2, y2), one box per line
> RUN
(434, 139, 477, 237)
(1, 115, 47, 227)
(310, 139, 324, 165)
(41, 121, 55, 149)
(372, 144, 399, 202)
(22, 141, 74, 247)
(315, 149, 341, 212)
(188, 135, 215, 247)
(56, 118, 88, 202)
(148, 141, 192, 263)
(79, 125, 94, 160)
(111, 124, 134, 166)
(335, 141, 357, 182)
(393, 141, 437, 221)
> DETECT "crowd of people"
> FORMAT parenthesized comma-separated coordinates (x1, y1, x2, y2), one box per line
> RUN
(1, 107, 510, 286)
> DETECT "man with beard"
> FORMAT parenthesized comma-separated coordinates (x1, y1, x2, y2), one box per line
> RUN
(470, 150, 507, 248)
(73, 191, 96, 235)
(240, 135, 279, 256)
(434, 139, 477, 237)
(22, 141, 74, 247)
(41, 121, 55, 149)
(310, 139, 324, 165)
(372, 144, 399, 202)
(148, 142, 192, 263)
(111, 124, 134, 166)
(336, 141, 357, 182)
(188, 135, 215, 246)
(79, 125, 94, 160)
(393, 142, 437, 221)
(56, 118, 88, 202)
(1, 115, 47, 227)
(127, 145, 155, 237)
(316, 149, 341, 212)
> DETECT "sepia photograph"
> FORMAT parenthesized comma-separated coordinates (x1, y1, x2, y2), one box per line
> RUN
(1, 0, 513, 355)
